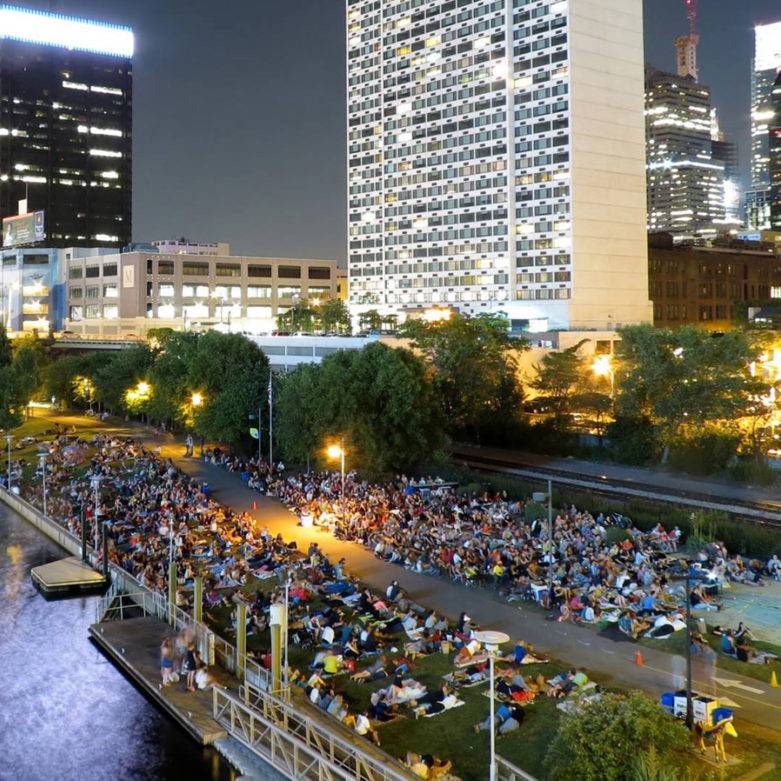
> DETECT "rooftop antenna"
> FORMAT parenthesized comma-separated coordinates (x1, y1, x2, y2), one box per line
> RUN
(675, 0, 699, 81)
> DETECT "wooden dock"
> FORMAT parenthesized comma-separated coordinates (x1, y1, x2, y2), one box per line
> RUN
(89, 615, 229, 745)
(31, 556, 107, 596)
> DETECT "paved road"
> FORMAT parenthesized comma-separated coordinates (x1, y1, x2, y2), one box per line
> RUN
(38, 413, 781, 732)
(454, 443, 781, 511)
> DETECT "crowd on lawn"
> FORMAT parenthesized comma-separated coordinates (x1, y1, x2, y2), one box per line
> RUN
(11, 432, 572, 778)
(9, 430, 781, 777)
(200, 449, 781, 665)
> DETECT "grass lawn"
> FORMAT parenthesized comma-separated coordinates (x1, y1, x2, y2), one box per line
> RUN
(12, 411, 781, 780)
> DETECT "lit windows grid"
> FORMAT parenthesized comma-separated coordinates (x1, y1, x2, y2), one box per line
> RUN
(347, 0, 574, 308)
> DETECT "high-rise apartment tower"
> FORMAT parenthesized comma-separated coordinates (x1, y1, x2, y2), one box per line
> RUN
(346, 0, 651, 331)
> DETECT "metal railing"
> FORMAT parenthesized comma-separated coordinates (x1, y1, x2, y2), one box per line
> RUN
(496, 755, 539, 781)
(214, 686, 416, 781)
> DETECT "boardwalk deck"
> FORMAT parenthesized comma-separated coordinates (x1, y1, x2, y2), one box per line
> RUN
(31, 555, 107, 596)
(89, 615, 230, 745)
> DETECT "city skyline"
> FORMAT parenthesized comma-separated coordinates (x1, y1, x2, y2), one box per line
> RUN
(8, 0, 781, 260)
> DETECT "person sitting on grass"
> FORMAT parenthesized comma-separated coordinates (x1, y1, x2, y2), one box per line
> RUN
(354, 710, 380, 746)
(405, 753, 454, 780)
(474, 702, 525, 735)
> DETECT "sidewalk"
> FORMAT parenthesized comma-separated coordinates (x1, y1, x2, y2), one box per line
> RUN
(38, 413, 781, 732)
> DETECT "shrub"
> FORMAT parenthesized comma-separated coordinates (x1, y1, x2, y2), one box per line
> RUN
(668, 428, 741, 476)
(606, 415, 660, 465)
(545, 692, 689, 781)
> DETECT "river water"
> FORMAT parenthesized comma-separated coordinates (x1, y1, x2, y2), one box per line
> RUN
(0, 502, 240, 781)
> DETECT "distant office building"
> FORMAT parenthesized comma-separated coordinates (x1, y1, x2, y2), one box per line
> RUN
(63, 248, 339, 338)
(151, 238, 231, 256)
(346, 0, 652, 331)
(1, 245, 111, 332)
(645, 66, 726, 241)
(0, 5, 132, 249)
(771, 71, 781, 231)
(648, 234, 781, 328)
(749, 20, 781, 229)
(711, 109, 741, 228)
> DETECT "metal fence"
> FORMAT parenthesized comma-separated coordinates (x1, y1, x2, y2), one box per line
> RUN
(496, 755, 539, 781)
(214, 686, 416, 781)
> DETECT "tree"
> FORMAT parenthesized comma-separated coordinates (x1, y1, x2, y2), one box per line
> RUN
(92, 344, 153, 413)
(616, 325, 763, 461)
(0, 323, 12, 368)
(400, 313, 526, 440)
(358, 309, 383, 332)
(545, 692, 689, 781)
(186, 331, 269, 446)
(277, 300, 316, 333)
(317, 299, 351, 334)
(0, 334, 46, 429)
(146, 330, 200, 425)
(276, 342, 444, 474)
(530, 339, 589, 421)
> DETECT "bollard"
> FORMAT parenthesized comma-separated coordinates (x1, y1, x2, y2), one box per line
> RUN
(270, 623, 281, 695)
(168, 560, 177, 627)
(101, 523, 109, 580)
(236, 603, 247, 681)
(193, 576, 203, 624)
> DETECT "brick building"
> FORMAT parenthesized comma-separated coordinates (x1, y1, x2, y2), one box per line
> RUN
(649, 234, 781, 328)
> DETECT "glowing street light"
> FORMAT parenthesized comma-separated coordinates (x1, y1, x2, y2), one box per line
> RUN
(137, 381, 150, 396)
(191, 392, 204, 407)
(326, 440, 346, 501)
(591, 354, 614, 397)
(422, 306, 452, 323)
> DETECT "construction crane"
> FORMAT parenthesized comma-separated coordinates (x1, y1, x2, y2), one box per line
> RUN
(684, 0, 697, 37)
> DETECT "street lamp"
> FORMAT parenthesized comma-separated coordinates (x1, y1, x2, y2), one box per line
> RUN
(473, 630, 510, 781)
(326, 440, 346, 499)
(670, 568, 708, 729)
(6, 433, 13, 492)
(591, 354, 614, 397)
(38, 451, 48, 517)
(90, 474, 102, 553)
(191, 392, 203, 408)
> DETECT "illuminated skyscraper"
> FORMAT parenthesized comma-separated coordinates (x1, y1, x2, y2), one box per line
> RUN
(770, 71, 781, 231)
(644, 66, 726, 241)
(749, 20, 781, 229)
(0, 5, 133, 248)
(346, 0, 652, 332)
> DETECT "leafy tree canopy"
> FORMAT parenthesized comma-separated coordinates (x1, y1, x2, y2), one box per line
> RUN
(400, 312, 526, 438)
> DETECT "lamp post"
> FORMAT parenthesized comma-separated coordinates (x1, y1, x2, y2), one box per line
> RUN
(90, 474, 102, 553)
(327, 439, 345, 498)
(547, 479, 553, 607)
(591, 354, 614, 398)
(473, 630, 510, 781)
(670, 567, 707, 729)
(38, 451, 47, 517)
(6, 433, 12, 491)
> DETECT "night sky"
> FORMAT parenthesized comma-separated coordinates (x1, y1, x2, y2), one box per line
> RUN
(22, 0, 781, 259)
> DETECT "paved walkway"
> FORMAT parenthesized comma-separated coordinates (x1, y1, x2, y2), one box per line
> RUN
(38, 413, 781, 732)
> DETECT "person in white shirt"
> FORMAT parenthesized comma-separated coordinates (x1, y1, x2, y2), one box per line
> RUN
(354, 711, 380, 745)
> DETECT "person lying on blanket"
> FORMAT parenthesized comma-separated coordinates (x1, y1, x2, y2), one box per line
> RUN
(504, 640, 548, 665)
(474, 703, 526, 735)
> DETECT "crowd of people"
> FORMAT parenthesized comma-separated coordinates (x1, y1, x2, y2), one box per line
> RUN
(17, 432, 545, 776)
(14, 428, 781, 776)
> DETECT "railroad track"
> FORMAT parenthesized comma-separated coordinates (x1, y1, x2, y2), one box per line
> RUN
(453, 449, 781, 528)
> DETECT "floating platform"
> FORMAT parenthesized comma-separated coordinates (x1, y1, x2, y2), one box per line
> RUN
(31, 555, 107, 596)
(89, 615, 228, 745)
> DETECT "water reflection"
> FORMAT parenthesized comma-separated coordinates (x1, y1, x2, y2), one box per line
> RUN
(0, 504, 239, 781)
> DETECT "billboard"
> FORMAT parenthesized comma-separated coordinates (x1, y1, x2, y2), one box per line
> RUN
(3, 211, 45, 247)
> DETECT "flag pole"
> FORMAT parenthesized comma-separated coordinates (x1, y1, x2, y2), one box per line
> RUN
(268, 372, 273, 469)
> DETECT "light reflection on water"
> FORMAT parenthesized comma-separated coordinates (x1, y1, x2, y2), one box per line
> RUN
(0, 504, 241, 781)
